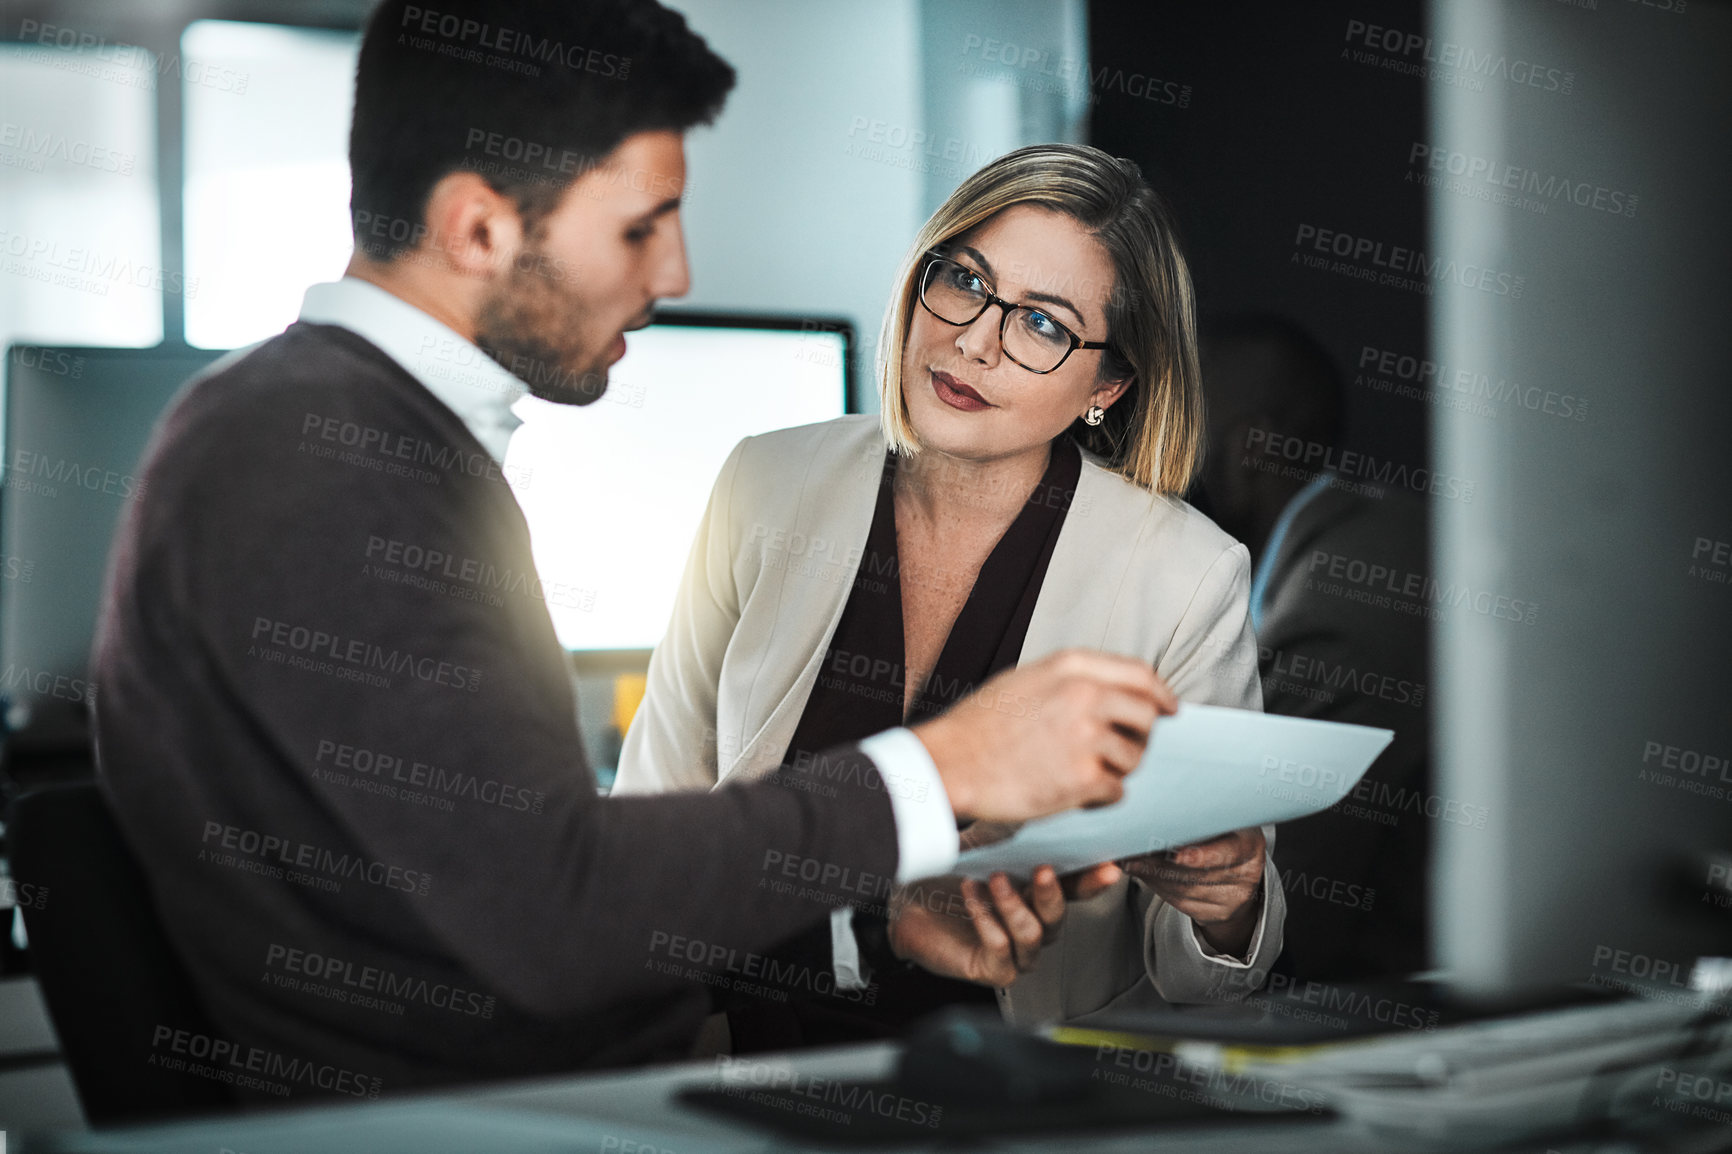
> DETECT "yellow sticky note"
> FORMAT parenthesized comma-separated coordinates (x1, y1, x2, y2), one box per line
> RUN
(613, 673, 648, 734)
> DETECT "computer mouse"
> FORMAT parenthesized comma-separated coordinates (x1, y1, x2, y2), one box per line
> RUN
(896, 1009, 1094, 1106)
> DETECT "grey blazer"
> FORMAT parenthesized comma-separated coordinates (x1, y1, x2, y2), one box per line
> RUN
(615, 415, 1285, 1024)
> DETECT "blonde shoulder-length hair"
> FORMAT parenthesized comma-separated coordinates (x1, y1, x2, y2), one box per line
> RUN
(877, 143, 1203, 495)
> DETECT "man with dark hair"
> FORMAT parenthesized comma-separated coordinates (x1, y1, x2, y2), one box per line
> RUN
(345, 0, 737, 407)
(93, 0, 1171, 1104)
(1197, 315, 1432, 981)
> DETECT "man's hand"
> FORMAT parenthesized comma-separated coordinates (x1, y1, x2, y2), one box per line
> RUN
(886, 865, 1120, 987)
(911, 649, 1177, 823)
(1119, 827, 1267, 957)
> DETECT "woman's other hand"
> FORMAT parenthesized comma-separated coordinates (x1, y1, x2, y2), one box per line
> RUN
(1119, 827, 1267, 957)
(886, 863, 1120, 987)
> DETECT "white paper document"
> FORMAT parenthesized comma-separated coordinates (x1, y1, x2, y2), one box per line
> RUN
(947, 703, 1393, 880)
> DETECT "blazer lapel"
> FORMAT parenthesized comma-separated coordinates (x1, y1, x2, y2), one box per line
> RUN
(1019, 460, 1149, 663)
(718, 425, 884, 784)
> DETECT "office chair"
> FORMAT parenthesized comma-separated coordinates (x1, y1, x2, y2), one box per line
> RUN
(8, 780, 232, 1125)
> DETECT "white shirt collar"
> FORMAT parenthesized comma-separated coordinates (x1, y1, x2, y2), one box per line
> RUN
(297, 278, 526, 462)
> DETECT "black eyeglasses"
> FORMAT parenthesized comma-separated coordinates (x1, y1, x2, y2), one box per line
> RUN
(916, 252, 1113, 374)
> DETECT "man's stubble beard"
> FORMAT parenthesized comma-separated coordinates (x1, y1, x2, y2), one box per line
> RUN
(475, 246, 611, 406)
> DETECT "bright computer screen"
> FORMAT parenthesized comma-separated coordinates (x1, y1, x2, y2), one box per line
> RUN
(504, 315, 850, 652)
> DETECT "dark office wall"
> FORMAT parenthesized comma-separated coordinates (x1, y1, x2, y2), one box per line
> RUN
(1088, 2, 1440, 981)
(1088, 0, 1430, 468)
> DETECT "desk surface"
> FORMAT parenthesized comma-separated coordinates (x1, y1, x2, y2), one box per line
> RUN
(17, 1039, 1662, 1154)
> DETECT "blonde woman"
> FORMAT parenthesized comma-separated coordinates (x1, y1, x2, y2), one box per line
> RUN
(614, 144, 1283, 1049)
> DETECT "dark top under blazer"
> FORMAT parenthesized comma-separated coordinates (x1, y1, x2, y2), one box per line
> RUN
(90, 322, 899, 1103)
(728, 440, 1081, 1050)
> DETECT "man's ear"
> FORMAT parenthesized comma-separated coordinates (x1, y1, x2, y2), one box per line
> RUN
(420, 171, 523, 279)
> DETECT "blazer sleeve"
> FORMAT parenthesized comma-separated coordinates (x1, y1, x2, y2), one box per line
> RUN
(611, 438, 748, 795)
(1154, 541, 1262, 709)
(1141, 541, 1286, 1002)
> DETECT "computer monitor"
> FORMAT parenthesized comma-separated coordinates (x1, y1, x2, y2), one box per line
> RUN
(503, 312, 853, 655)
(1430, 3, 1732, 998)
(1, 317, 850, 741)
(1, 344, 225, 749)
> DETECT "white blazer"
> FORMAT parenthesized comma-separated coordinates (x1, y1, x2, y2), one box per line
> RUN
(615, 415, 1285, 1025)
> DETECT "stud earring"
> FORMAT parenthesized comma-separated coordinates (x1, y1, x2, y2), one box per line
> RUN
(1083, 405, 1105, 427)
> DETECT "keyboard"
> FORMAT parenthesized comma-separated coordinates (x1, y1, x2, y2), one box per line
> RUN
(1176, 992, 1732, 1142)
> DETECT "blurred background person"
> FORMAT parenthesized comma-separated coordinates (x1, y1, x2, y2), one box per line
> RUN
(1197, 315, 1431, 981)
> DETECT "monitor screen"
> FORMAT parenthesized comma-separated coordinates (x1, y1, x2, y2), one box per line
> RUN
(503, 314, 851, 653)
(1430, 4, 1732, 996)
(1, 345, 226, 744)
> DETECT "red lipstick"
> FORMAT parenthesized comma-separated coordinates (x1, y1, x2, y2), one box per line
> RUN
(932, 370, 992, 412)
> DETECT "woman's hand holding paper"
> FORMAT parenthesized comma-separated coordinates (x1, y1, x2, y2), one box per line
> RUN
(1118, 827, 1267, 957)
(885, 863, 1121, 987)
